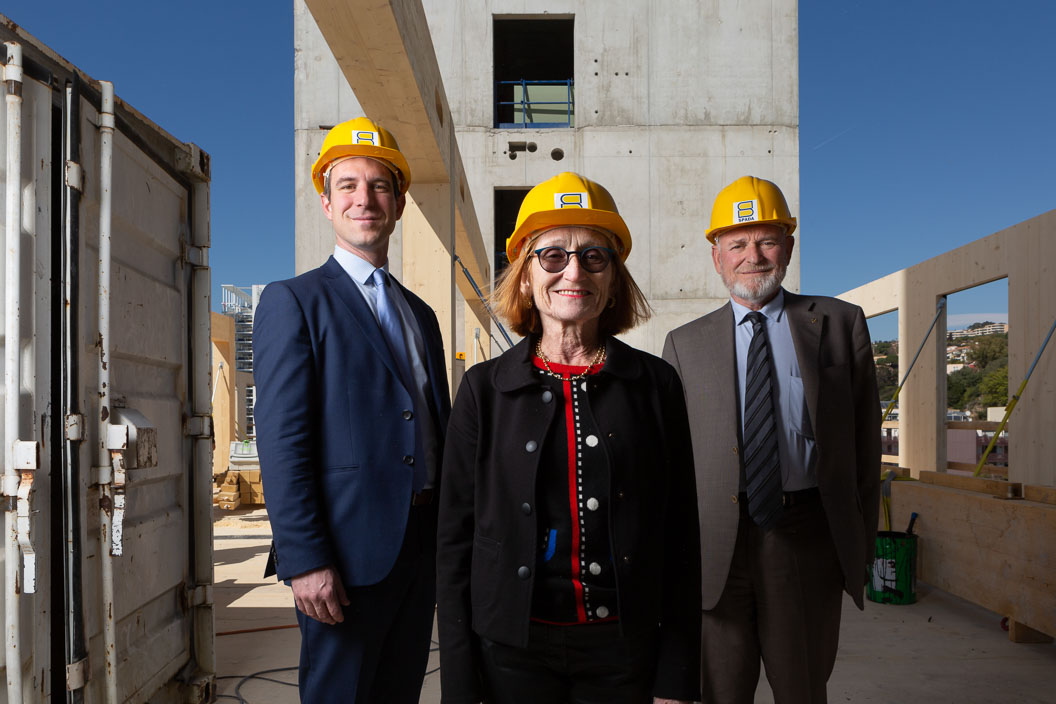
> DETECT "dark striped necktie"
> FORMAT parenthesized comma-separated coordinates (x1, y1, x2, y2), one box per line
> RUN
(743, 311, 783, 528)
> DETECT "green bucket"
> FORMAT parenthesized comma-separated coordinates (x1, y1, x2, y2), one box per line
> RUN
(867, 531, 917, 605)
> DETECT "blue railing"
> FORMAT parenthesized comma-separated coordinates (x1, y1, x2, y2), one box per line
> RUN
(495, 79, 574, 128)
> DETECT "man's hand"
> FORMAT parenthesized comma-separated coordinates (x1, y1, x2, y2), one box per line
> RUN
(291, 565, 350, 625)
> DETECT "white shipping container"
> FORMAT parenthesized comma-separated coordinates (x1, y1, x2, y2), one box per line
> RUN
(0, 19, 214, 703)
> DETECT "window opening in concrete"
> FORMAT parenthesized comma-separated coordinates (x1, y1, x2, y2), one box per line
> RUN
(494, 188, 531, 276)
(944, 279, 1009, 476)
(869, 310, 900, 467)
(494, 17, 574, 128)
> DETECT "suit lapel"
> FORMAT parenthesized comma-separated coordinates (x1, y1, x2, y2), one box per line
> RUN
(784, 291, 822, 431)
(321, 257, 407, 384)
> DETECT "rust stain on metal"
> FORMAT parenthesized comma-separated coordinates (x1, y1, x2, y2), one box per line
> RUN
(101, 406, 109, 421)
(99, 495, 112, 514)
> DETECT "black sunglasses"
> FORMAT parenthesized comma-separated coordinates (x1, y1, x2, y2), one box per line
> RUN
(531, 246, 617, 273)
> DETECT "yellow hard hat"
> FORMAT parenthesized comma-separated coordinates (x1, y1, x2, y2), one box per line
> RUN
(706, 176, 797, 243)
(311, 117, 412, 195)
(506, 172, 632, 262)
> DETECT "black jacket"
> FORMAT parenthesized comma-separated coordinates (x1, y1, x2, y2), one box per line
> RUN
(437, 336, 701, 703)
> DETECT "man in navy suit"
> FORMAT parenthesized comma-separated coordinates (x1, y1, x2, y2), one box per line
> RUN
(253, 117, 451, 703)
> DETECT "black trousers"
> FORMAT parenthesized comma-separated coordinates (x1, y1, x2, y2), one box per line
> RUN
(479, 621, 658, 704)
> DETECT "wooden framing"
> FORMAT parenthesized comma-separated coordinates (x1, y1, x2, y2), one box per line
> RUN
(887, 479, 1055, 639)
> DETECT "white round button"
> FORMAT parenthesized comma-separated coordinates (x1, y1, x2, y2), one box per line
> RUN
(596, 605, 610, 618)
(586, 497, 599, 511)
(585, 434, 599, 447)
(589, 562, 601, 575)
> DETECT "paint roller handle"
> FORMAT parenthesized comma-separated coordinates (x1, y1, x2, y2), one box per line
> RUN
(906, 512, 918, 535)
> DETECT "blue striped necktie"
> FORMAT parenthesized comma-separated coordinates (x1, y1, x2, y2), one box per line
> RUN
(372, 268, 414, 393)
(743, 311, 783, 527)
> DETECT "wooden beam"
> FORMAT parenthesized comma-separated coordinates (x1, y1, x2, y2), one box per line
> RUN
(946, 461, 1008, 478)
(946, 420, 1004, 431)
(1008, 619, 1054, 644)
(888, 481, 1056, 639)
(303, 0, 491, 324)
(918, 470, 1022, 499)
(1024, 485, 1056, 506)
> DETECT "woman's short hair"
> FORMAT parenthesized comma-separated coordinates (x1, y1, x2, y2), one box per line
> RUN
(491, 229, 652, 337)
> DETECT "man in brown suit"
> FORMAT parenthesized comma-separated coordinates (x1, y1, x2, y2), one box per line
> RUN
(663, 176, 880, 704)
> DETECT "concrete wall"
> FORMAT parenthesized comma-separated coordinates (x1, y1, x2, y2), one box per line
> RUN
(840, 210, 1056, 487)
(423, 0, 800, 354)
(295, 0, 800, 358)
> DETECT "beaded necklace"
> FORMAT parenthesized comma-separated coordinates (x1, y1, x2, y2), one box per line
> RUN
(534, 339, 606, 381)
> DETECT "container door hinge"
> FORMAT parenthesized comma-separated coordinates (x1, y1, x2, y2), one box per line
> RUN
(180, 671, 216, 704)
(181, 583, 213, 610)
(65, 413, 85, 441)
(4, 441, 39, 593)
(183, 243, 208, 269)
(184, 414, 213, 439)
(65, 160, 83, 192)
(66, 657, 90, 691)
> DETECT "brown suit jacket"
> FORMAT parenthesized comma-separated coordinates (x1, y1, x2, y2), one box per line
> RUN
(662, 290, 881, 610)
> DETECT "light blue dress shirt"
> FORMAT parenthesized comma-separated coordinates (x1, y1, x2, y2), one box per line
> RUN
(731, 289, 817, 491)
(333, 246, 440, 489)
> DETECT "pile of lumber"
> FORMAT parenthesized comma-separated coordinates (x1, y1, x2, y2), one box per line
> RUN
(213, 469, 266, 510)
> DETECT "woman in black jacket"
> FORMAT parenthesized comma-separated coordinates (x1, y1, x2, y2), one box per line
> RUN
(437, 172, 701, 704)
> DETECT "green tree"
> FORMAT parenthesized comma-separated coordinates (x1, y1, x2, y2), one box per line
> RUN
(873, 340, 893, 356)
(947, 367, 983, 408)
(876, 364, 898, 400)
(979, 365, 1009, 408)
(966, 335, 1008, 369)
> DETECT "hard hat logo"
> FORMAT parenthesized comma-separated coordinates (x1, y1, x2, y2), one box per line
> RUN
(735, 199, 759, 223)
(354, 131, 379, 145)
(506, 172, 632, 262)
(706, 176, 797, 243)
(555, 192, 588, 209)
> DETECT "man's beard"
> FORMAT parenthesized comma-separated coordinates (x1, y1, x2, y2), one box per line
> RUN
(723, 262, 787, 305)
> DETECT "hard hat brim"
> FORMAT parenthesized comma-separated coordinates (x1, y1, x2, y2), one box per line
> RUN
(706, 217, 797, 244)
(507, 209, 632, 262)
(312, 145, 412, 195)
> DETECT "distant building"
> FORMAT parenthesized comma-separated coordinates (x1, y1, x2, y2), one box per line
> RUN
(220, 284, 266, 437)
(948, 322, 1008, 340)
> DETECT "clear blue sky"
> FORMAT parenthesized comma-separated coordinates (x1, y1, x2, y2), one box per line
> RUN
(4, 1, 1053, 341)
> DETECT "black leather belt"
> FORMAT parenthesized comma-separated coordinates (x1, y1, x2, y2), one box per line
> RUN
(738, 487, 820, 509)
(411, 488, 435, 506)
(782, 487, 820, 507)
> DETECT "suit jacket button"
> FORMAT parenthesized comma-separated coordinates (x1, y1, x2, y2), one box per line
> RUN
(622, 555, 631, 565)
(521, 503, 532, 515)
(541, 390, 553, 404)
(615, 490, 625, 500)
(403, 455, 415, 465)
(402, 409, 414, 420)
(525, 440, 538, 453)
(732, 446, 739, 455)
(731, 494, 738, 504)
(517, 566, 531, 579)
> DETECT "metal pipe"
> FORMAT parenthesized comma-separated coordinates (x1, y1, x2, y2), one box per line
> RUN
(189, 178, 216, 676)
(974, 315, 1056, 476)
(95, 80, 118, 704)
(62, 75, 87, 704)
(881, 296, 947, 423)
(453, 254, 512, 349)
(3, 39, 24, 704)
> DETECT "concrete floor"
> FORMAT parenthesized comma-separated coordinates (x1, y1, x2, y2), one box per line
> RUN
(214, 506, 1055, 703)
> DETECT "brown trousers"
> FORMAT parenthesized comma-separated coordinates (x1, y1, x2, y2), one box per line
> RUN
(701, 496, 844, 704)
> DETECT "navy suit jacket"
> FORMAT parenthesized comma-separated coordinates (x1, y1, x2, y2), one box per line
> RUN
(252, 255, 452, 587)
